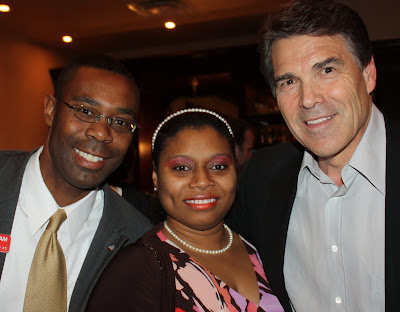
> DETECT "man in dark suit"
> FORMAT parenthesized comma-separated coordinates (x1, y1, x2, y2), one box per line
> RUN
(229, 0, 400, 311)
(0, 55, 152, 311)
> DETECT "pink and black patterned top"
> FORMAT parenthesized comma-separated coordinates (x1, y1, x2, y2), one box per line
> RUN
(86, 223, 284, 312)
(157, 230, 284, 312)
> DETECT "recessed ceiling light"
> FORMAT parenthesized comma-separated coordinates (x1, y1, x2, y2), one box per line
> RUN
(0, 4, 10, 12)
(164, 21, 176, 30)
(62, 36, 73, 43)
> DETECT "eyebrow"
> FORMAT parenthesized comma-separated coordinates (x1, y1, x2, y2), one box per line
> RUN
(164, 156, 193, 166)
(210, 154, 234, 164)
(274, 73, 295, 85)
(313, 57, 343, 70)
(71, 95, 137, 119)
(118, 107, 137, 120)
(166, 153, 233, 162)
(72, 95, 98, 106)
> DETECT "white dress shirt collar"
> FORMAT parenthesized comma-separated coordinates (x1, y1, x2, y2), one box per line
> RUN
(21, 146, 99, 244)
(299, 103, 386, 194)
(348, 104, 386, 194)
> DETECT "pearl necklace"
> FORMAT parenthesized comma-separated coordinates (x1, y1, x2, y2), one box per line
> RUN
(163, 221, 233, 255)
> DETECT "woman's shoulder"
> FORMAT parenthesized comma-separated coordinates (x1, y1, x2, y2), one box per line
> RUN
(103, 223, 165, 271)
(87, 226, 168, 311)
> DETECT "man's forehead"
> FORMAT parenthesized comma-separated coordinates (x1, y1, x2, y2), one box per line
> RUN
(59, 67, 138, 112)
(274, 34, 347, 52)
(61, 66, 137, 94)
(271, 35, 349, 69)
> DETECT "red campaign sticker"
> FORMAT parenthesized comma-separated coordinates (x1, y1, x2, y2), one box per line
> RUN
(0, 234, 11, 253)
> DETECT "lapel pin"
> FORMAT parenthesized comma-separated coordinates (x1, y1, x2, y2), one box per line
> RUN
(107, 244, 115, 251)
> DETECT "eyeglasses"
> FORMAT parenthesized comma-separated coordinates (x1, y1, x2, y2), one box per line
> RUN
(57, 98, 138, 133)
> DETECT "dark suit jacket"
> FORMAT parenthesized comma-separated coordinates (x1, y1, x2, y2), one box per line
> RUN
(0, 150, 153, 312)
(228, 115, 400, 311)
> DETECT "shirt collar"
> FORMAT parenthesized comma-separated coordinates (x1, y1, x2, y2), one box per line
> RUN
(299, 103, 386, 194)
(22, 146, 100, 244)
(300, 151, 333, 184)
(348, 103, 386, 194)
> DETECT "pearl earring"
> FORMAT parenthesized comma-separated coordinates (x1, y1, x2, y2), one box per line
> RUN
(154, 187, 157, 191)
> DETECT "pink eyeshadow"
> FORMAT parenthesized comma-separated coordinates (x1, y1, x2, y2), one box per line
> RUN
(210, 155, 234, 165)
(164, 157, 193, 168)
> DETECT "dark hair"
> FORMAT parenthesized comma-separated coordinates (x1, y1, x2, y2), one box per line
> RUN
(259, 0, 373, 96)
(54, 54, 137, 98)
(229, 119, 257, 152)
(152, 111, 236, 171)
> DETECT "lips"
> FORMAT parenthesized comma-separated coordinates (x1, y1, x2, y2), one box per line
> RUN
(184, 197, 218, 210)
(74, 148, 104, 163)
(306, 114, 335, 125)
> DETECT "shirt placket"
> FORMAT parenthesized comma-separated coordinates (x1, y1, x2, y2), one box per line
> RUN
(325, 189, 346, 311)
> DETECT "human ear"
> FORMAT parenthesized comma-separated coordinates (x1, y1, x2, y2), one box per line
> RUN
(152, 162, 158, 190)
(363, 57, 377, 95)
(44, 94, 56, 128)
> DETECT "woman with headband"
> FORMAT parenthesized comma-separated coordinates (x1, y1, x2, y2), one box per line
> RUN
(86, 108, 283, 312)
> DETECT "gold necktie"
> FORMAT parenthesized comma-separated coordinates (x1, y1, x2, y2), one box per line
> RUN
(23, 209, 68, 312)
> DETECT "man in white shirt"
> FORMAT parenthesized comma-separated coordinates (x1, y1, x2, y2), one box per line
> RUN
(0, 55, 152, 311)
(229, 0, 400, 311)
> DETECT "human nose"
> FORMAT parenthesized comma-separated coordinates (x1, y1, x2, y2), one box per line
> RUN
(85, 117, 113, 143)
(189, 167, 215, 190)
(299, 82, 324, 109)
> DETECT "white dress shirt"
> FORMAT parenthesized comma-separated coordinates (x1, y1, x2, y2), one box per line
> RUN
(0, 147, 104, 311)
(284, 104, 386, 311)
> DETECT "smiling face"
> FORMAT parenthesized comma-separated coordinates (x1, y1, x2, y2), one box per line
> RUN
(271, 34, 376, 169)
(40, 66, 139, 205)
(153, 126, 237, 231)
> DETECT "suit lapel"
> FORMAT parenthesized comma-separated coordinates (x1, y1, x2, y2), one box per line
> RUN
(254, 143, 303, 311)
(273, 150, 302, 309)
(68, 186, 130, 312)
(0, 151, 33, 277)
(384, 115, 400, 310)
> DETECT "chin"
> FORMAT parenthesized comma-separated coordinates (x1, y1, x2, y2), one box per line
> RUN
(310, 146, 343, 160)
(72, 182, 101, 191)
(68, 174, 106, 191)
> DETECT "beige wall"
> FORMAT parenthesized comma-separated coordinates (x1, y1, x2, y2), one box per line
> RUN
(0, 30, 68, 151)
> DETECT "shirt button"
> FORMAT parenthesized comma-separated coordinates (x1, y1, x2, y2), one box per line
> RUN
(335, 297, 342, 304)
(332, 245, 338, 252)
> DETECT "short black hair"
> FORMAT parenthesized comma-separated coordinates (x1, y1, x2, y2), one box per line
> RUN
(259, 0, 373, 96)
(54, 54, 136, 98)
(152, 111, 236, 172)
(228, 118, 257, 152)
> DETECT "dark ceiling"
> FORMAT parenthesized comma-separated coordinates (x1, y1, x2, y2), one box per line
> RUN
(0, 0, 287, 56)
